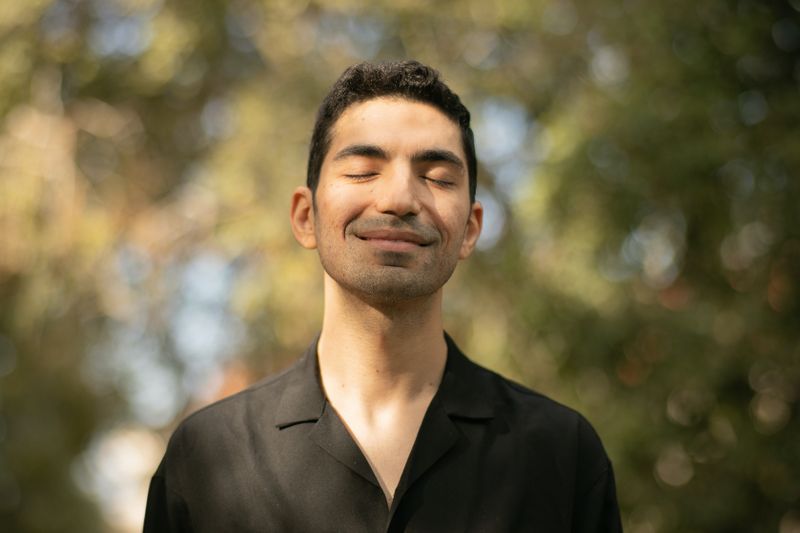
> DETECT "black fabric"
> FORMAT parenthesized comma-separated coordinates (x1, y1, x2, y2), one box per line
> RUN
(144, 333, 622, 532)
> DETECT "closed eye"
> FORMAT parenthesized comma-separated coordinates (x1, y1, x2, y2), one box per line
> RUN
(345, 173, 378, 180)
(422, 176, 455, 187)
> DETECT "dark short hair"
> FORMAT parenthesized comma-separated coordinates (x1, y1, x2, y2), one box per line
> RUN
(306, 60, 477, 203)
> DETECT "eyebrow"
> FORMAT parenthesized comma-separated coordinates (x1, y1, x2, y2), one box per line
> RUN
(411, 149, 464, 170)
(332, 144, 388, 161)
(332, 144, 465, 171)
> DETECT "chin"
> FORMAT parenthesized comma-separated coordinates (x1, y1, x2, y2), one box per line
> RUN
(341, 271, 452, 307)
(356, 281, 436, 304)
(320, 253, 459, 306)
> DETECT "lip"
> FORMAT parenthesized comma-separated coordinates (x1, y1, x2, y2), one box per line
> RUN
(355, 229, 433, 252)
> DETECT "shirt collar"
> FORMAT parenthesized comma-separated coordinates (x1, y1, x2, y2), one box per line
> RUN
(274, 331, 496, 429)
(274, 335, 326, 428)
(438, 332, 496, 419)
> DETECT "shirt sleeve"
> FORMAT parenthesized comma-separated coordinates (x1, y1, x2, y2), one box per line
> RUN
(571, 460, 623, 533)
(142, 460, 192, 533)
(570, 414, 623, 533)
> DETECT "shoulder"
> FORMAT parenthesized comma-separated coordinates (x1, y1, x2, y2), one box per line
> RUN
(462, 354, 610, 472)
(154, 358, 303, 493)
(502, 371, 602, 446)
(446, 335, 605, 450)
(460, 354, 582, 427)
(162, 358, 299, 460)
(483, 361, 614, 495)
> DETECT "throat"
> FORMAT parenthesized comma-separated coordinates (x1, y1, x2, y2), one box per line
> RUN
(328, 394, 434, 506)
(315, 322, 449, 505)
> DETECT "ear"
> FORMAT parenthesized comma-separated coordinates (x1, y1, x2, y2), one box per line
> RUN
(290, 186, 317, 249)
(459, 201, 483, 259)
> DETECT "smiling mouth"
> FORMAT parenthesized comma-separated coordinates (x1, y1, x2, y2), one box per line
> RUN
(355, 228, 433, 247)
(357, 236, 430, 253)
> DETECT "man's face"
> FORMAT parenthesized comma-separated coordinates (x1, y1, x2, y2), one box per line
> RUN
(296, 96, 482, 305)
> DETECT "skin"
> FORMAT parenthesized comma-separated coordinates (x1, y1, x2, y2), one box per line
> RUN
(290, 96, 483, 505)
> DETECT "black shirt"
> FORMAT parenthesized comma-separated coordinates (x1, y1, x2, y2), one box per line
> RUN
(144, 333, 622, 532)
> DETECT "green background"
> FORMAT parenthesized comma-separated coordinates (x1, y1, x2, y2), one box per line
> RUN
(1, 0, 798, 531)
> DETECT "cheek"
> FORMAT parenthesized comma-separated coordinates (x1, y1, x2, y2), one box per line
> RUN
(317, 186, 370, 233)
(438, 212, 469, 248)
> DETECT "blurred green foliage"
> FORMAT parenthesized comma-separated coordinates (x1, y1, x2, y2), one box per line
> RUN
(0, 0, 798, 531)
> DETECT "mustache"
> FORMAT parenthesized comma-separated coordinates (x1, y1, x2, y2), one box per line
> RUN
(347, 216, 439, 243)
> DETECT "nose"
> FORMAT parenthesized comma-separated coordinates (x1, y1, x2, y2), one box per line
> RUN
(374, 164, 422, 217)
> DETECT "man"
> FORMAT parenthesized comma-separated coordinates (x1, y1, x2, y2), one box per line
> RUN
(144, 60, 622, 532)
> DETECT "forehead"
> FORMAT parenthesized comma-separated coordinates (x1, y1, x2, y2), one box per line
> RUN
(326, 97, 464, 158)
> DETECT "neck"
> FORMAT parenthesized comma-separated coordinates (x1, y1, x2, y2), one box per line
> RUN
(317, 274, 448, 407)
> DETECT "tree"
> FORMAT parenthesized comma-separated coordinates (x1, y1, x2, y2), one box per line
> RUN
(0, 0, 797, 531)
